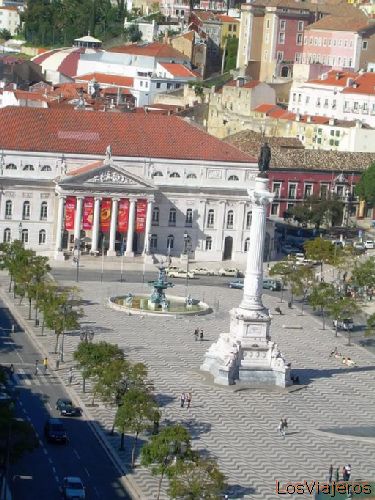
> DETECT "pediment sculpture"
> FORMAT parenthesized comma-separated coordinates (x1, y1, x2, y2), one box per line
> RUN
(87, 170, 137, 185)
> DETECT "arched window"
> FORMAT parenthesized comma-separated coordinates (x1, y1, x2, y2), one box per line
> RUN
(153, 171, 163, 177)
(40, 201, 48, 220)
(169, 208, 176, 226)
(39, 229, 46, 244)
(244, 238, 250, 252)
(205, 236, 212, 250)
(169, 172, 180, 178)
(41, 165, 51, 171)
(5, 163, 16, 170)
(150, 234, 157, 250)
(227, 210, 234, 229)
(207, 209, 215, 228)
(167, 234, 174, 250)
(22, 201, 30, 220)
(5, 200, 12, 219)
(21, 229, 28, 244)
(3, 228, 11, 243)
(185, 208, 193, 226)
(228, 175, 239, 181)
(187, 173, 197, 179)
(23, 164, 34, 171)
(246, 211, 252, 229)
(152, 207, 159, 226)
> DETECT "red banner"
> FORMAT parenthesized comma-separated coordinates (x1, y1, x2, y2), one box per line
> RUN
(100, 198, 111, 233)
(135, 199, 147, 233)
(82, 197, 94, 230)
(65, 196, 76, 231)
(118, 199, 129, 233)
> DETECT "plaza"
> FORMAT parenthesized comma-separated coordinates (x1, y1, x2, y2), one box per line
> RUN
(3, 262, 375, 499)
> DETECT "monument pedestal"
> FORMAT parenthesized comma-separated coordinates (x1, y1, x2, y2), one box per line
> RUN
(201, 174, 291, 388)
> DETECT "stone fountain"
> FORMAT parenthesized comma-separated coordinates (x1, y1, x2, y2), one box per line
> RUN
(201, 173, 291, 387)
(147, 266, 173, 311)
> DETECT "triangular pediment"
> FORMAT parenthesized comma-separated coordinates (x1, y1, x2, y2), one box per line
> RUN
(58, 161, 154, 190)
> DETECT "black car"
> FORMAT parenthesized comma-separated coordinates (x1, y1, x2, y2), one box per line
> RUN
(44, 417, 68, 443)
(56, 398, 82, 417)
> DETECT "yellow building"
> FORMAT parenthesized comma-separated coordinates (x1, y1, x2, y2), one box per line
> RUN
(217, 14, 240, 47)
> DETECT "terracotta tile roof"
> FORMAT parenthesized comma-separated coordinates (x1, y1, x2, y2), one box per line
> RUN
(68, 160, 103, 176)
(305, 9, 370, 32)
(0, 6, 18, 11)
(58, 49, 82, 78)
(225, 79, 260, 89)
(178, 31, 195, 42)
(102, 87, 132, 95)
(308, 70, 358, 87)
(159, 63, 197, 78)
(107, 42, 187, 60)
(32, 48, 62, 66)
(74, 73, 134, 87)
(254, 104, 280, 114)
(217, 14, 239, 23)
(342, 72, 375, 95)
(0, 107, 253, 163)
(268, 107, 289, 119)
(14, 91, 47, 102)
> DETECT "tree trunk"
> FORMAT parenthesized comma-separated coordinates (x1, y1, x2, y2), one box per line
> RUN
(83, 376, 86, 393)
(8, 276, 12, 293)
(41, 318, 45, 335)
(335, 322, 338, 337)
(54, 333, 60, 354)
(28, 297, 32, 320)
(120, 431, 124, 450)
(280, 287, 284, 303)
(157, 471, 165, 500)
(348, 330, 352, 346)
(110, 416, 116, 435)
(131, 432, 138, 468)
(322, 308, 326, 330)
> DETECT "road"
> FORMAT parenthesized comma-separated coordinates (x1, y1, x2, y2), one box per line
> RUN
(0, 301, 130, 500)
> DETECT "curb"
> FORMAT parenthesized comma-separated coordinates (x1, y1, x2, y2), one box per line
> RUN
(0, 285, 144, 500)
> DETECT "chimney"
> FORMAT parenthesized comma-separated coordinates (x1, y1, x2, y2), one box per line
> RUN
(296, 113, 301, 121)
(346, 77, 354, 87)
(236, 77, 245, 87)
(329, 117, 335, 126)
(355, 119, 362, 129)
(307, 115, 312, 123)
(335, 72, 341, 80)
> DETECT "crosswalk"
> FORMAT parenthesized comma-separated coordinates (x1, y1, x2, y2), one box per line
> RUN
(8, 368, 60, 387)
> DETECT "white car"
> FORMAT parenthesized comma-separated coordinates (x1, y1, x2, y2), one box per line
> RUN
(167, 269, 195, 279)
(62, 477, 86, 500)
(191, 267, 215, 276)
(218, 267, 241, 277)
(365, 240, 375, 249)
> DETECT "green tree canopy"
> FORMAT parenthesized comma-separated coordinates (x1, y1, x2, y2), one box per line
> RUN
(355, 161, 375, 206)
(351, 257, 375, 289)
(308, 282, 336, 330)
(327, 296, 359, 341)
(290, 195, 344, 228)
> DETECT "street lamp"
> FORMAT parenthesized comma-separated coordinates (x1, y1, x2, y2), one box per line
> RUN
(183, 232, 190, 294)
(80, 326, 94, 343)
(101, 236, 106, 283)
(73, 238, 81, 283)
(59, 303, 72, 363)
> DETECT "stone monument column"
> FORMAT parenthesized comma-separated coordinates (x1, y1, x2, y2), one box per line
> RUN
(91, 197, 101, 254)
(54, 195, 65, 260)
(108, 198, 119, 257)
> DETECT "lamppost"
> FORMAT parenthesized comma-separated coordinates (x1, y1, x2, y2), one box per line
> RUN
(183, 232, 190, 295)
(73, 238, 80, 283)
(120, 236, 125, 283)
(60, 303, 72, 363)
(101, 236, 106, 283)
(80, 326, 94, 343)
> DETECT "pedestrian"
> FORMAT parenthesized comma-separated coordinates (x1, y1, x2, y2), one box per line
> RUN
(34, 360, 39, 375)
(282, 418, 288, 435)
(328, 464, 333, 483)
(287, 301, 292, 309)
(186, 392, 192, 409)
(335, 467, 340, 482)
(344, 464, 351, 481)
(11, 323, 15, 334)
(342, 465, 347, 481)
(43, 357, 48, 375)
(194, 328, 199, 341)
(200, 329, 204, 341)
(275, 307, 283, 315)
(278, 419, 285, 438)
(9, 364, 14, 376)
(68, 367, 73, 385)
(180, 392, 185, 408)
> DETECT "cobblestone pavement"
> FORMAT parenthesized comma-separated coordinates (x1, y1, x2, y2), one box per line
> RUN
(3, 275, 375, 499)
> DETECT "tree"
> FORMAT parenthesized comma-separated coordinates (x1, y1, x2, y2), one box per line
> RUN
(308, 282, 336, 330)
(351, 258, 375, 289)
(0, 29, 12, 40)
(288, 265, 315, 314)
(290, 196, 343, 229)
(365, 313, 375, 337)
(123, 23, 141, 42)
(141, 425, 192, 500)
(115, 388, 158, 466)
(327, 296, 359, 342)
(304, 238, 337, 278)
(224, 37, 238, 72)
(355, 161, 375, 206)
(168, 458, 226, 500)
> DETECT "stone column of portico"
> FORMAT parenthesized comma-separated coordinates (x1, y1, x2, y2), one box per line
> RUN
(90, 197, 101, 254)
(54, 195, 65, 259)
(107, 198, 119, 257)
(125, 198, 136, 257)
(73, 196, 83, 246)
(239, 176, 274, 312)
(143, 199, 153, 254)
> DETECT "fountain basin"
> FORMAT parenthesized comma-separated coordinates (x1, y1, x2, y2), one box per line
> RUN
(108, 293, 212, 317)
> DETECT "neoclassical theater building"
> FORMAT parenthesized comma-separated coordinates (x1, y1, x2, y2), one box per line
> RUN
(0, 107, 272, 263)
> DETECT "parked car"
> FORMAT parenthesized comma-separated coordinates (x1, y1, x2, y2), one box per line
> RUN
(62, 476, 86, 500)
(218, 268, 241, 277)
(44, 417, 68, 444)
(166, 266, 180, 273)
(191, 267, 215, 276)
(281, 245, 300, 255)
(262, 278, 282, 291)
(228, 279, 244, 289)
(333, 318, 354, 331)
(365, 240, 375, 249)
(56, 398, 82, 417)
(353, 242, 366, 254)
(167, 269, 195, 279)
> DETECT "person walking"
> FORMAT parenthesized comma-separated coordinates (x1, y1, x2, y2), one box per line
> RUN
(335, 467, 340, 482)
(186, 392, 192, 409)
(278, 419, 285, 438)
(344, 464, 351, 481)
(194, 328, 199, 341)
(180, 392, 185, 408)
(34, 360, 39, 375)
(275, 307, 283, 315)
(328, 464, 333, 483)
(199, 330, 204, 341)
(43, 357, 48, 375)
(68, 367, 73, 385)
(9, 364, 14, 377)
(282, 418, 288, 435)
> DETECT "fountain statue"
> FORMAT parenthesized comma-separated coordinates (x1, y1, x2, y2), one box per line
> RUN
(147, 265, 173, 310)
(201, 148, 291, 387)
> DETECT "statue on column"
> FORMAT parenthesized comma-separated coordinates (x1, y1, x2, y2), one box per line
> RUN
(105, 145, 112, 161)
(258, 142, 271, 177)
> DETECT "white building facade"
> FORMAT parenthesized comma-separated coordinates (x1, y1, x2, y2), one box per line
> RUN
(0, 107, 273, 264)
